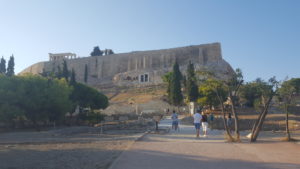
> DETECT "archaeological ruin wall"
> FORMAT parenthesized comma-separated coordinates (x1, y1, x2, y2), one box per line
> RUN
(19, 42, 234, 87)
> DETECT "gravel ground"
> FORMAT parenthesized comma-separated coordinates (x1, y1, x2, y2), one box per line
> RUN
(0, 126, 149, 169)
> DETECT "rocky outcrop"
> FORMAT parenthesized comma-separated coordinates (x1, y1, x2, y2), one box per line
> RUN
(19, 42, 234, 87)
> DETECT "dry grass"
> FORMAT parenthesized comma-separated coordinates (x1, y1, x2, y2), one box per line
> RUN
(110, 87, 165, 104)
(280, 137, 299, 142)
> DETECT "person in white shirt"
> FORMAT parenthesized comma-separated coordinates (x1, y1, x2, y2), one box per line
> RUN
(193, 109, 202, 138)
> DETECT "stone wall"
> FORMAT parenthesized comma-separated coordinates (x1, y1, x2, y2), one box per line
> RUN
(19, 42, 234, 87)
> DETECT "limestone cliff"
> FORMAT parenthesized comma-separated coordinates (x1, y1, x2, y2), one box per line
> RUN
(19, 42, 234, 87)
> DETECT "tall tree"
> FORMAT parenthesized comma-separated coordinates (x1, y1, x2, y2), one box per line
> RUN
(70, 83, 109, 110)
(198, 79, 224, 109)
(56, 65, 63, 79)
(69, 68, 76, 86)
(277, 78, 300, 141)
(91, 46, 103, 56)
(162, 72, 173, 100)
(6, 55, 14, 77)
(0, 57, 6, 74)
(209, 79, 234, 141)
(84, 64, 88, 83)
(0, 75, 72, 130)
(186, 61, 198, 102)
(226, 68, 243, 141)
(169, 61, 183, 106)
(62, 59, 69, 82)
(250, 77, 278, 142)
(104, 49, 114, 55)
(239, 82, 261, 107)
(107, 49, 114, 55)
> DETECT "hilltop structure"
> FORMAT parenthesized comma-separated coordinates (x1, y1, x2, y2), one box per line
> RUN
(19, 42, 234, 87)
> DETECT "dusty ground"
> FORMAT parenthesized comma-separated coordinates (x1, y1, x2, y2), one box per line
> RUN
(110, 118, 300, 169)
(0, 126, 148, 169)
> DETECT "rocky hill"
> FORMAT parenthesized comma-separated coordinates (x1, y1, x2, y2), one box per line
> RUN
(19, 42, 235, 114)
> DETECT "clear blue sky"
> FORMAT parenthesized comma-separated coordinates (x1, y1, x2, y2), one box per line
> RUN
(0, 0, 299, 82)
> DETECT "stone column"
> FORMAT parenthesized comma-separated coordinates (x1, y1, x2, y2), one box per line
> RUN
(143, 56, 146, 69)
(135, 58, 138, 70)
(127, 57, 131, 71)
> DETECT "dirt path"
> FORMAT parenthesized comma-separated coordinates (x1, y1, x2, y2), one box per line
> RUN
(109, 118, 300, 169)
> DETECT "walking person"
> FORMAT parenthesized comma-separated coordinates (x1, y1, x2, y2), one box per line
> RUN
(208, 112, 214, 130)
(193, 109, 202, 138)
(171, 110, 179, 131)
(201, 111, 208, 137)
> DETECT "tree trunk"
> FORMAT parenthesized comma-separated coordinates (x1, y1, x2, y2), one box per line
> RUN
(221, 103, 234, 141)
(229, 94, 240, 141)
(250, 96, 273, 142)
(250, 108, 263, 137)
(216, 91, 234, 141)
(285, 104, 291, 141)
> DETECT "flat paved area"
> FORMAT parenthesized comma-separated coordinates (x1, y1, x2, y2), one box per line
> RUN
(109, 117, 300, 169)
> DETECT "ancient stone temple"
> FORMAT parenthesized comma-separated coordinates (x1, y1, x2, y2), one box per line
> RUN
(19, 42, 234, 87)
(49, 53, 77, 61)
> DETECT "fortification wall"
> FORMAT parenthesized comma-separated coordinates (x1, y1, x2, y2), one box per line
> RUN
(19, 42, 233, 87)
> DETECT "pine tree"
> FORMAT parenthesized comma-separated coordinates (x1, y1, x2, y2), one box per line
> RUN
(186, 61, 198, 102)
(90, 46, 103, 56)
(56, 65, 63, 79)
(6, 55, 14, 77)
(169, 61, 183, 106)
(69, 68, 76, 86)
(0, 57, 6, 74)
(84, 64, 88, 83)
(62, 60, 69, 82)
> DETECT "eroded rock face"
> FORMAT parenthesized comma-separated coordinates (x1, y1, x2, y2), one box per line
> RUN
(19, 42, 234, 87)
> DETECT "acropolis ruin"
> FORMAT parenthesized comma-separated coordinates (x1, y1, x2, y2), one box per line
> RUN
(49, 53, 77, 61)
(20, 42, 234, 87)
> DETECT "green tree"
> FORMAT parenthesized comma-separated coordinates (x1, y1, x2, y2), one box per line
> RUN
(250, 77, 278, 142)
(20, 75, 72, 129)
(107, 49, 114, 55)
(186, 61, 198, 102)
(162, 72, 173, 100)
(0, 57, 6, 74)
(70, 83, 109, 110)
(44, 78, 72, 127)
(70, 68, 76, 86)
(239, 81, 262, 107)
(84, 64, 88, 83)
(169, 61, 183, 106)
(104, 49, 114, 55)
(6, 55, 14, 77)
(0, 76, 25, 126)
(91, 46, 103, 56)
(198, 79, 225, 109)
(207, 78, 233, 141)
(226, 68, 244, 141)
(277, 78, 300, 141)
(0, 75, 72, 129)
(56, 65, 63, 79)
(62, 59, 69, 82)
